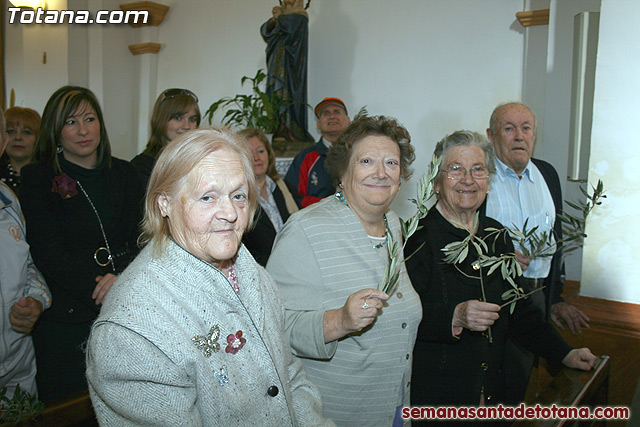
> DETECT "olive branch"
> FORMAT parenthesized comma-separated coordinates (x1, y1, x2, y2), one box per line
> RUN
(440, 215, 531, 343)
(506, 179, 606, 260)
(439, 179, 606, 343)
(378, 155, 441, 294)
(0, 385, 43, 425)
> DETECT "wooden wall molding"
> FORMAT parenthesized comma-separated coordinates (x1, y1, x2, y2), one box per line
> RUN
(120, 1, 170, 28)
(516, 9, 550, 27)
(564, 280, 640, 336)
(128, 42, 161, 55)
(559, 280, 640, 407)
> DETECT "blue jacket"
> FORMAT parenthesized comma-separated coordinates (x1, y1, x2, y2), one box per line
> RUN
(284, 139, 335, 208)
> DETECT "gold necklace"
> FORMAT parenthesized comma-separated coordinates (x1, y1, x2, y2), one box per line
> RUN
(77, 181, 116, 272)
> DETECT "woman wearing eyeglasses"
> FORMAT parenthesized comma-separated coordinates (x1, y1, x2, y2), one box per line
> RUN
(131, 88, 201, 188)
(404, 131, 596, 410)
(19, 86, 145, 401)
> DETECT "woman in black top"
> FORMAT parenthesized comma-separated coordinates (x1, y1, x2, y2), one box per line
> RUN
(0, 107, 40, 192)
(20, 86, 145, 401)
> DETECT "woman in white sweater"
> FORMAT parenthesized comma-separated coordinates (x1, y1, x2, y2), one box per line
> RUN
(86, 128, 332, 426)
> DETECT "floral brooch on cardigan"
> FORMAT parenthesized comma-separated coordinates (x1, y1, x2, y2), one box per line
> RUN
(225, 330, 246, 354)
(51, 173, 78, 199)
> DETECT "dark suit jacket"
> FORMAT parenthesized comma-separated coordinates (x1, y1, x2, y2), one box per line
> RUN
(20, 158, 145, 324)
(242, 182, 293, 267)
(480, 157, 565, 319)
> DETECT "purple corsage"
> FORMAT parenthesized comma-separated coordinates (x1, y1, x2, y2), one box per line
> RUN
(52, 173, 78, 199)
(225, 330, 246, 354)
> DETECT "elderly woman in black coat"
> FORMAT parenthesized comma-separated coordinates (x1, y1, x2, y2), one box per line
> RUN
(404, 130, 596, 409)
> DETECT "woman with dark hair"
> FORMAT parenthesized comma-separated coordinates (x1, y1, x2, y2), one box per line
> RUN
(238, 128, 298, 266)
(131, 88, 200, 187)
(267, 116, 421, 425)
(19, 86, 145, 401)
(1, 107, 41, 192)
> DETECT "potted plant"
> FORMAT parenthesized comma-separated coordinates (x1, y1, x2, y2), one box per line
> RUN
(204, 69, 287, 134)
(0, 385, 43, 426)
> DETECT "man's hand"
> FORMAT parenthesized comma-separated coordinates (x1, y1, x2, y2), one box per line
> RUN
(551, 302, 590, 334)
(10, 297, 44, 334)
(562, 348, 598, 371)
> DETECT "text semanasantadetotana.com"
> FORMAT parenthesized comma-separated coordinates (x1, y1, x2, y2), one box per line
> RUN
(402, 403, 630, 421)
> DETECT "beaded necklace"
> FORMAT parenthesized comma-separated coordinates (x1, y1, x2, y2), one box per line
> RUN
(227, 264, 240, 294)
(1, 162, 20, 191)
(335, 191, 390, 249)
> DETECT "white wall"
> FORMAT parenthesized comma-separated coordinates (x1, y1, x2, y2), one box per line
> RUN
(154, 0, 527, 219)
(7, 0, 634, 302)
(535, 0, 600, 281)
(580, 0, 640, 304)
(5, 0, 69, 110)
(4, 0, 137, 159)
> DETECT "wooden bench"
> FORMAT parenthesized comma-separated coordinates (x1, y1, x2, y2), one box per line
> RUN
(513, 355, 612, 426)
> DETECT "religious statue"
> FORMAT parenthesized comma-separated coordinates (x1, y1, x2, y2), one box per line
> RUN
(261, 0, 314, 142)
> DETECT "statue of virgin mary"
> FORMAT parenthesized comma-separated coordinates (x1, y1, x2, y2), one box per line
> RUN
(261, 0, 313, 142)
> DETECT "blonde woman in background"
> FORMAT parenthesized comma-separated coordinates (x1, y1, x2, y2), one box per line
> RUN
(1, 107, 41, 192)
(131, 88, 200, 187)
(238, 128, 298, 266)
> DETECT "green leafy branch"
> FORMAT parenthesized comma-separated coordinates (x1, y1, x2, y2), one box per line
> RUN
(558, 179, 606, 255)
(440, 220, 528, 342)
(0, 385, 43, 424)
(438, 180, 606, 334)
(444, 221, 522, 293)
(378, 154, 441, 294)
(203, 69, 293, 133)
(506, 179, 606, 259)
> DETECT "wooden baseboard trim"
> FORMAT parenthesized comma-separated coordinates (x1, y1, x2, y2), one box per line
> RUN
(563, 280, 640, 336)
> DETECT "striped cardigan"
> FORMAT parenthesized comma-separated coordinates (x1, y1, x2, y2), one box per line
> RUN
(267, 195, 422, 426)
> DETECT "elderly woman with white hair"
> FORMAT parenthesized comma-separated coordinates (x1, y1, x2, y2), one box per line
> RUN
(86, 128, 332, 426)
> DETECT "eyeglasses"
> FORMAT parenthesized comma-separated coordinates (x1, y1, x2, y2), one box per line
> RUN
(441, 165, 489, 180)
(159, 88, 198, 103)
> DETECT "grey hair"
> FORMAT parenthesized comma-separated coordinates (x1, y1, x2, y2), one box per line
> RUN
(140, 128, 258, 256)
(433, 131, 496, 181)
(489, 102, 537, 134)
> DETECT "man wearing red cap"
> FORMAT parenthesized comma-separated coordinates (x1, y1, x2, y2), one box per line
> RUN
(284, 98, 351, 207)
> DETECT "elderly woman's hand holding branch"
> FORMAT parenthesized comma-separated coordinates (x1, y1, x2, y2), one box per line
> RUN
(323, 288, 389, 343)
(452, 300, 500, 334)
